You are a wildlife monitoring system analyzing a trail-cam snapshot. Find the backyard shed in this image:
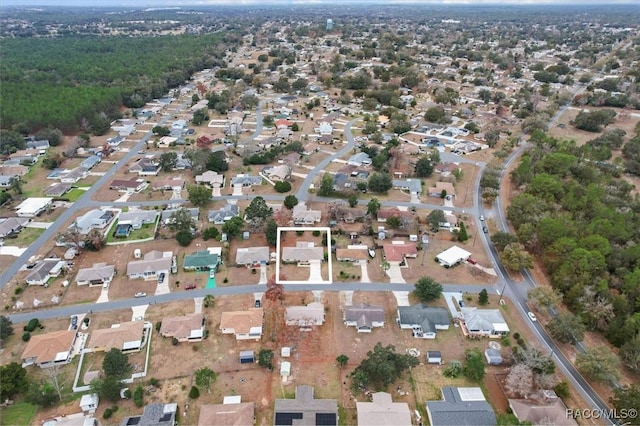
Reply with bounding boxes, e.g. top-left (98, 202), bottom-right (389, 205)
top-left (427, 351), bottom-right (442, 365)
top-left (239, 350), bottom-right (254, 364)
top-left (281, 361), bottom-right (291, 378)
top-left (484, 348), bottom-right (503, 365)
top-left (281, 347), bottom-right (291, 358)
